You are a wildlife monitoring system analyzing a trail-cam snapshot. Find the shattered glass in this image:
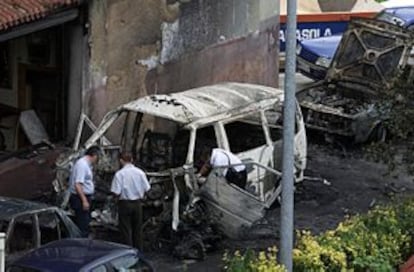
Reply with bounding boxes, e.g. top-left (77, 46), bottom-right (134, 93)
top-left (336, 33), bottom-right (365, 68)
top-left (378, 46), bottom-right (404, 80)
top-left (361, 31), bottom-right (395, 50)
